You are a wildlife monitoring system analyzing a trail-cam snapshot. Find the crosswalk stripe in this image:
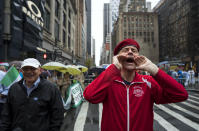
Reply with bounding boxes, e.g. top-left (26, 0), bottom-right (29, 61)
top-left (169, 103), bottom-right (199, 119)
top-left (99, 103), bottom-right (103, 130)
top-left (156, 104), bottom-right (199, 130)
top-left (193, 93), bottom-right (199, 97)
top-left (181, 101), bottom-right (199, 110)
top-left (189, 95), bottom-right (199, 100)
top-left (188, 99), bottom-right (199, 105)
top-left (154, 112), bottom-right (179, 131)
top-left (74, 102), bottom-right (89, 131)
